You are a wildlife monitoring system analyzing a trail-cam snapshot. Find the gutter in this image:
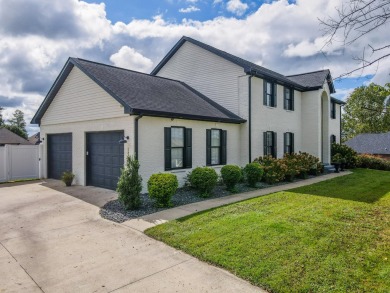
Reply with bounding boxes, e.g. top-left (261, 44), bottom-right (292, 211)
top-left (134, 114), bottom-right (143, 160)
